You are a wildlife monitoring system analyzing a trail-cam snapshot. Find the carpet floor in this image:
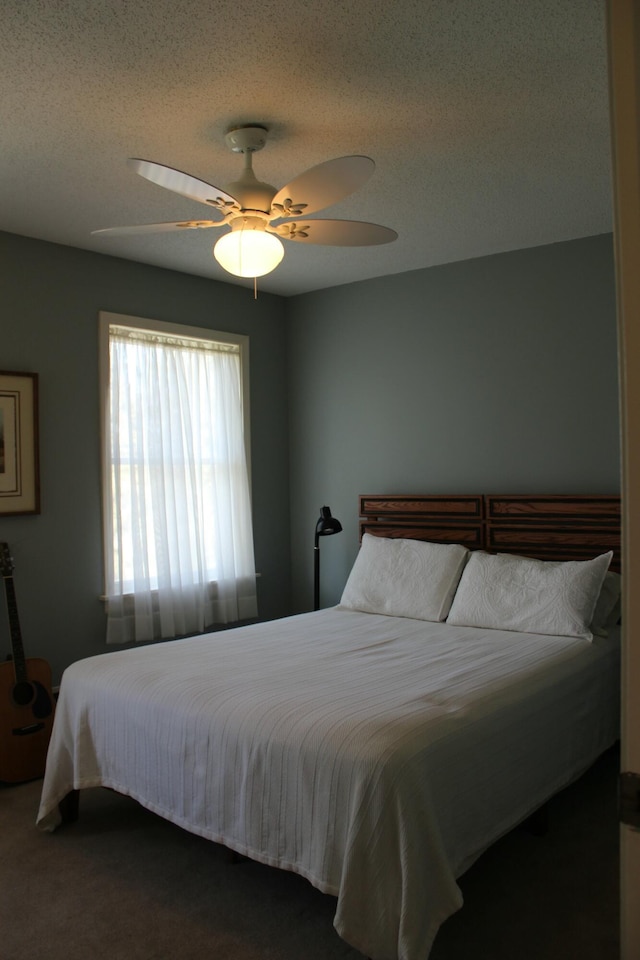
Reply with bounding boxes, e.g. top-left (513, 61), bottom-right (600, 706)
top-left (0, 745), bottom-right (619, 960)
